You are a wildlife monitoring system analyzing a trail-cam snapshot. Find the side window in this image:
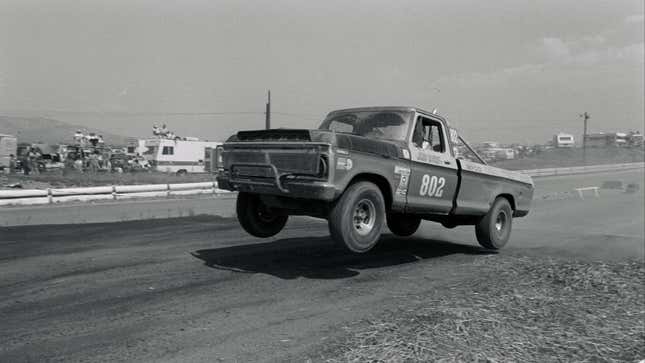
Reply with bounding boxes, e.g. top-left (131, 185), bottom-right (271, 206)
top-left (327, 120), bottom-right (354, 134)
top-left (428, 123), bottom-right (444, 153)
top-left (162, 146), bottom-right (174, 155)
top-left (412, 117), bottom-right (445, 153)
